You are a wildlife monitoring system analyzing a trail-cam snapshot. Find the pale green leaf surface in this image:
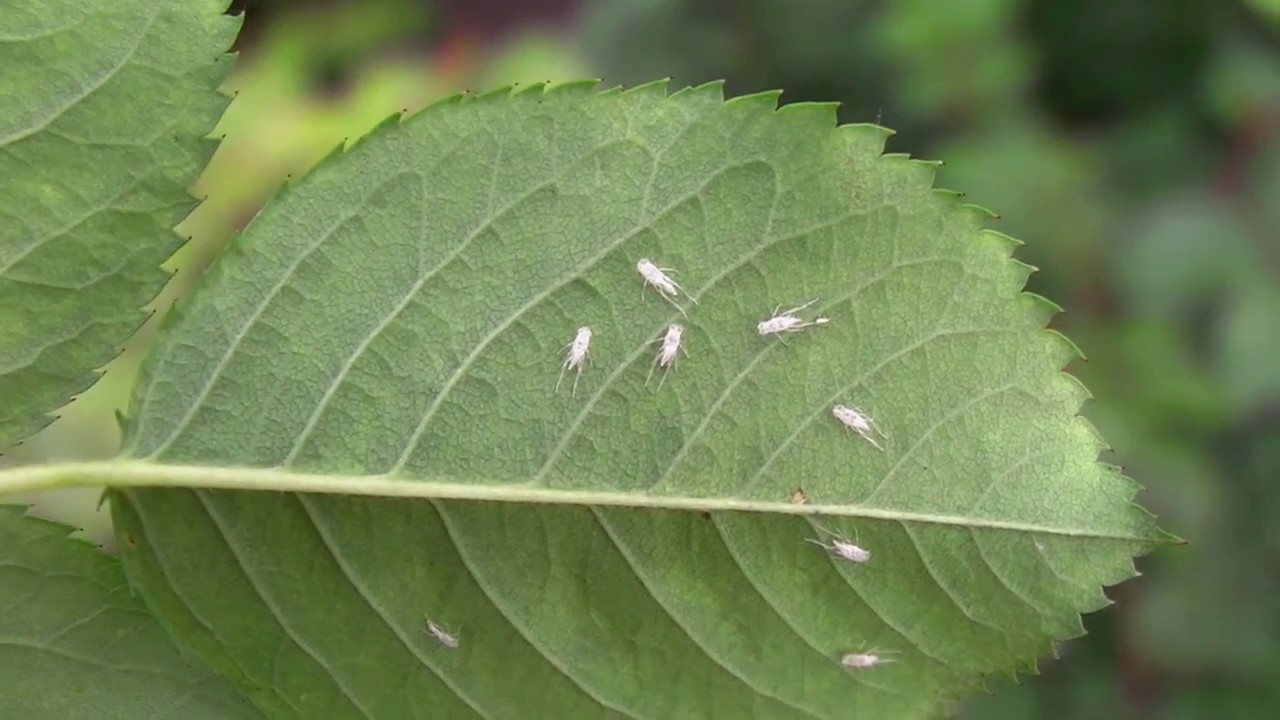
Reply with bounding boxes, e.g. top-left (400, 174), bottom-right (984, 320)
top-left (0, 0), bottom-right (237, 450)
top-left (109, 82), bottom-right (1167, 718)
top-left (0, 505), bottom-right (260, 718)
